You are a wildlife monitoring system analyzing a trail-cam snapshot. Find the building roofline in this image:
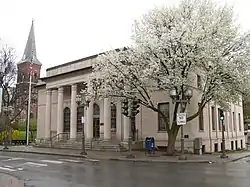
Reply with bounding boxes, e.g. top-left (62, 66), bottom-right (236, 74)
top-left (46, 53), bottom-right (101, 72)
top-left (34, 83), bottom-right (46, 88)
top-left (41, 66), bottom-right (92, 81)
top-left (46, 47), bottom-right (128, 72)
